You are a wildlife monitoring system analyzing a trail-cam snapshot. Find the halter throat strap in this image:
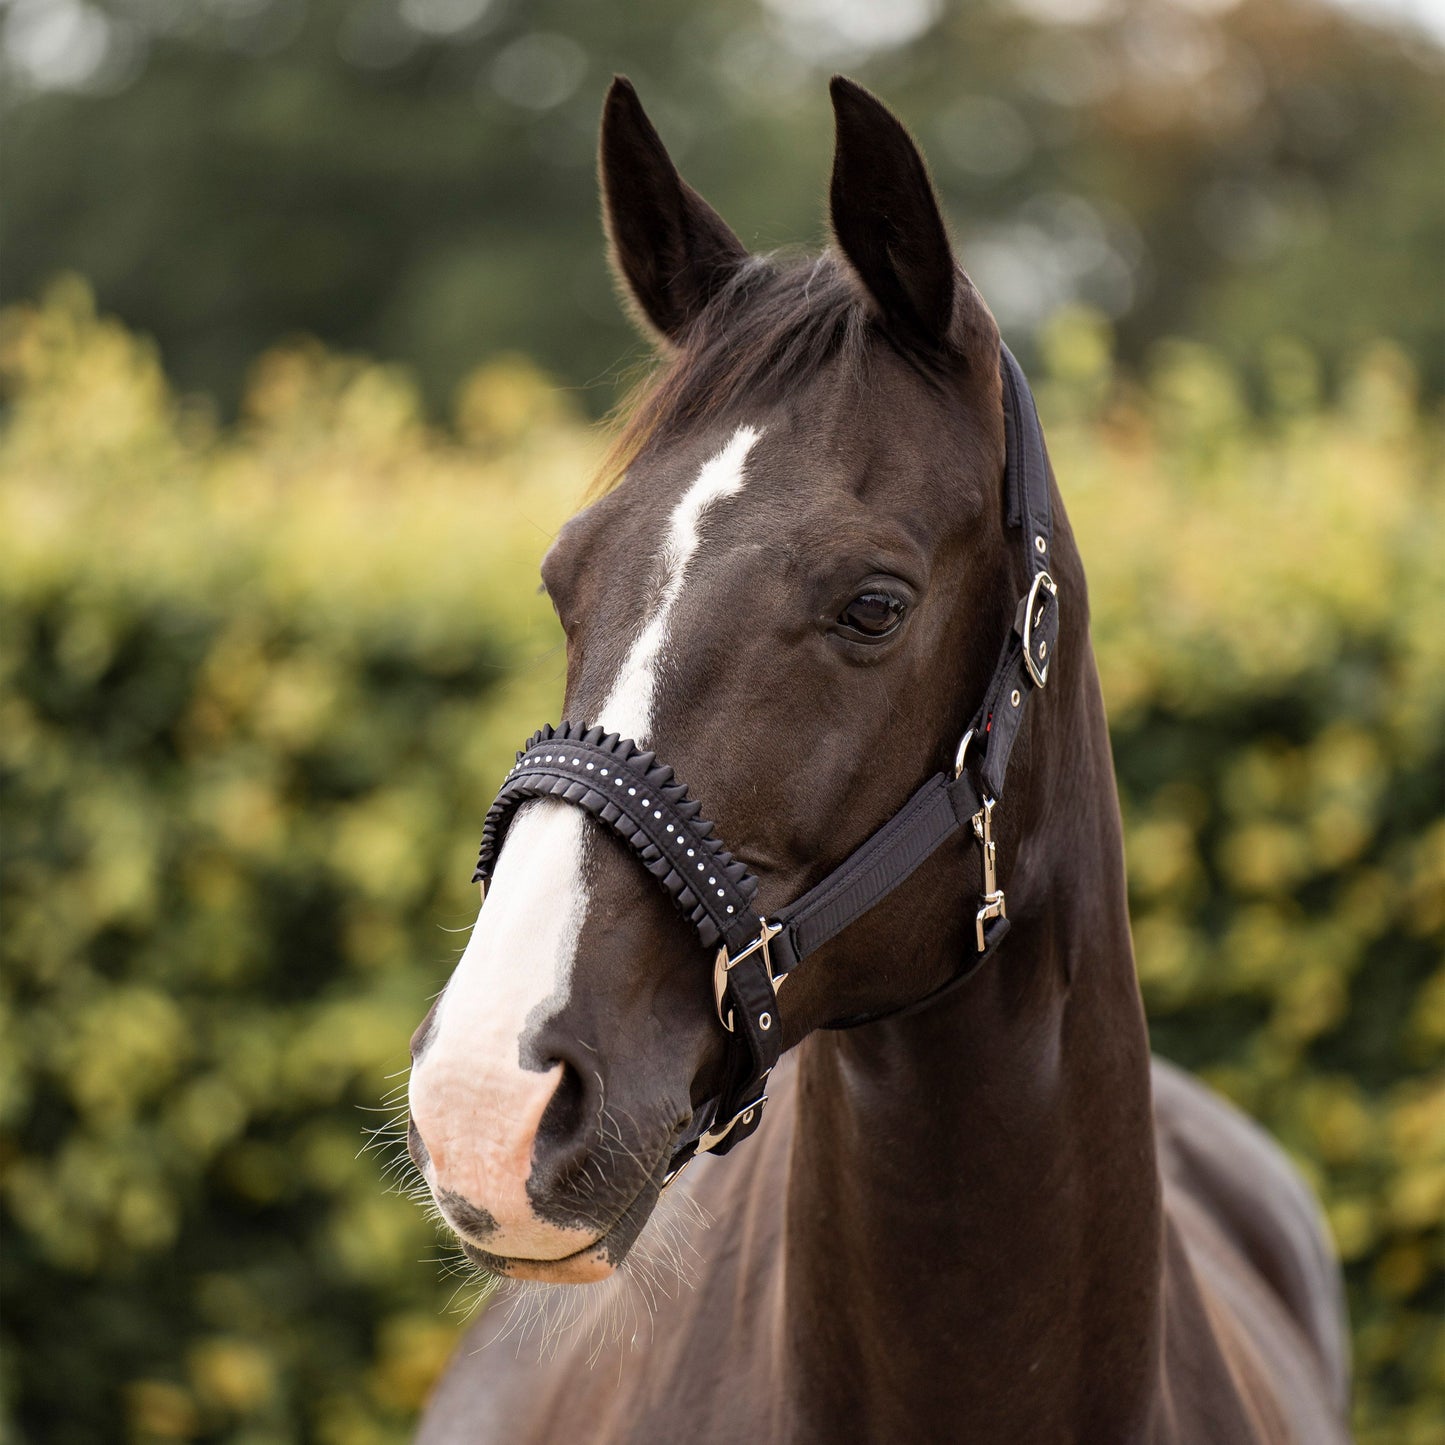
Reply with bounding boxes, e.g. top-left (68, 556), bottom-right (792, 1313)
top-left (472, 342), bottom-right (1059, 1178)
